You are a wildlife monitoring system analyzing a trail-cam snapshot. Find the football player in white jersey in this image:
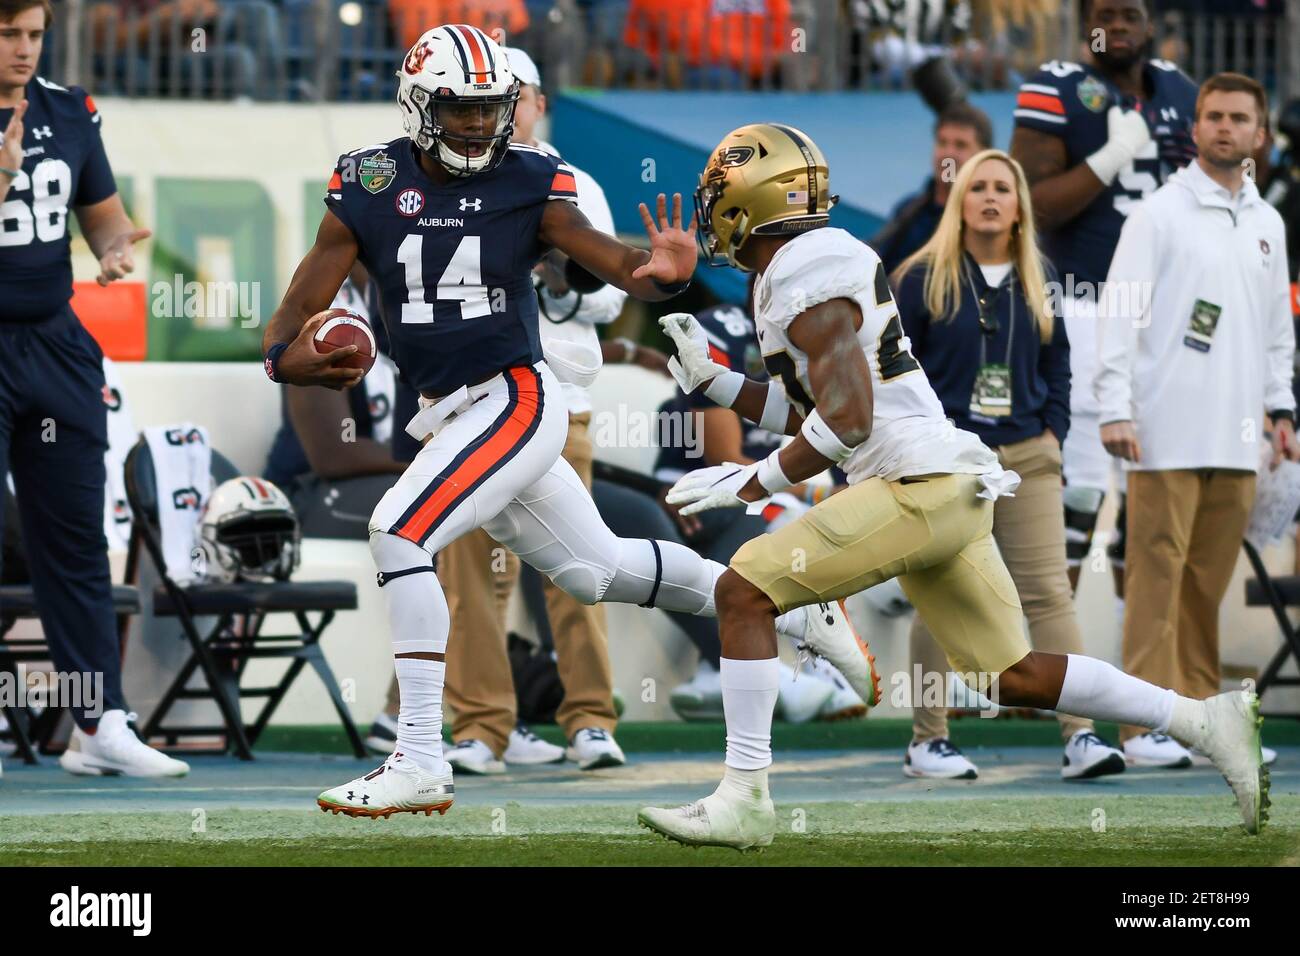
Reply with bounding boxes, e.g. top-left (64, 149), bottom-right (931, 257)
top-left (639, 123), bottom-right (1270, 849)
